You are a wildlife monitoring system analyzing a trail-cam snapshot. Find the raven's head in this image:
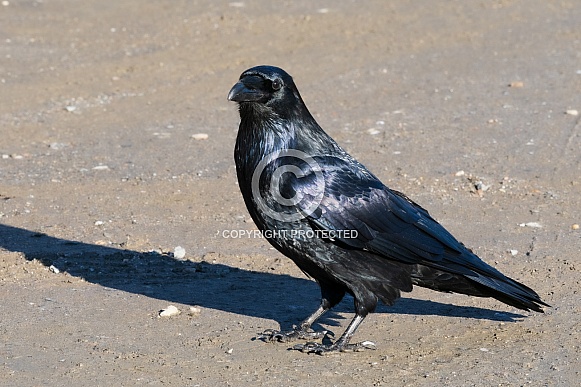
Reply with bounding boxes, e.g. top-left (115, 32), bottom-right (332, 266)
top-left (228, 65), bottom-right (306, 117)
